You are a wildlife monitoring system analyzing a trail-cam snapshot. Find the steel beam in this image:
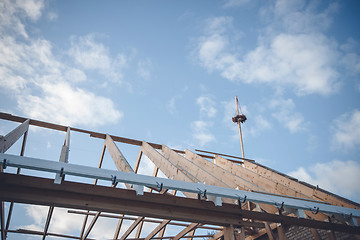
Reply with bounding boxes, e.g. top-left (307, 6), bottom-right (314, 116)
top-left (1, 153), bottom-right (359, 219)
top-left (1, 173), bottom-right (360, 234)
